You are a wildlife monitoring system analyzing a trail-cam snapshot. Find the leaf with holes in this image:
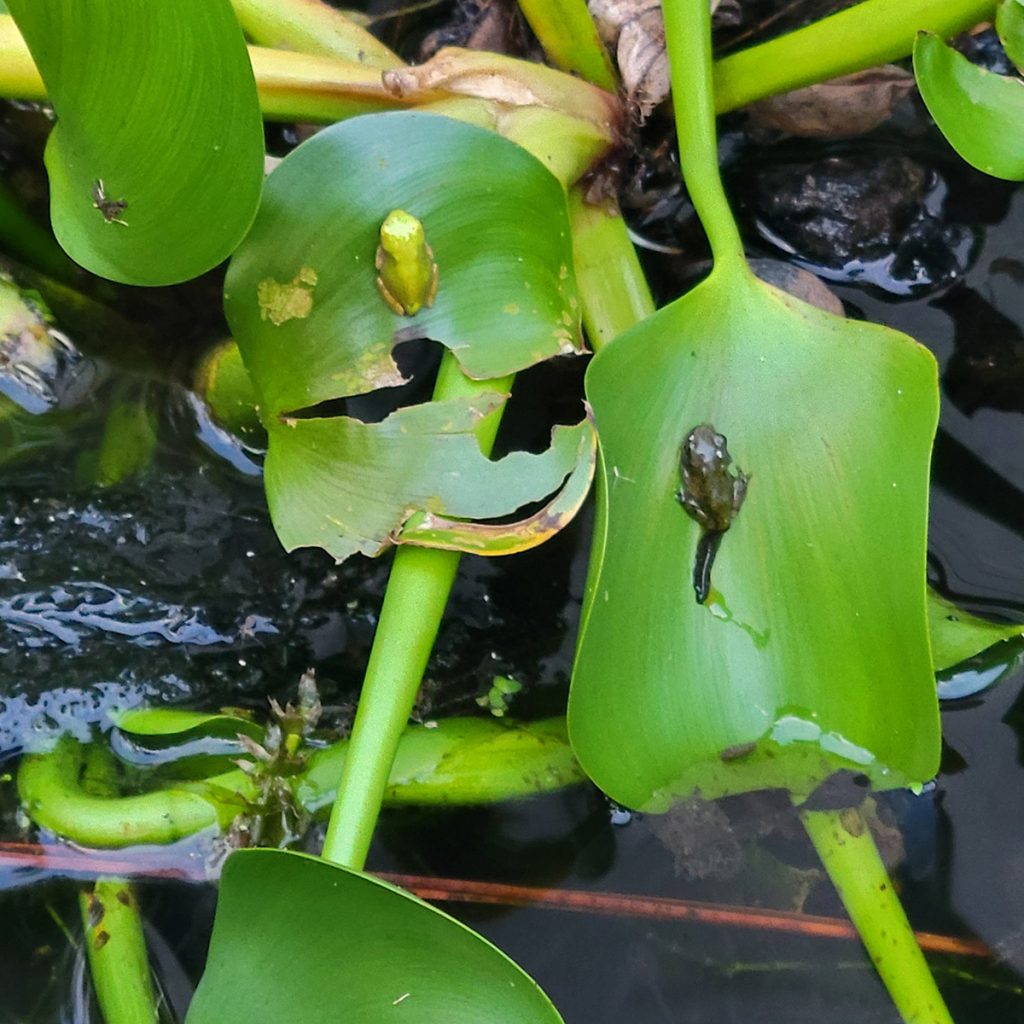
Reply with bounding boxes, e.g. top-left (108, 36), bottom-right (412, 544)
top-left (6, 0), bottom-right (263, 284)
top-left (226, 112), bottom-right (591, 561)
